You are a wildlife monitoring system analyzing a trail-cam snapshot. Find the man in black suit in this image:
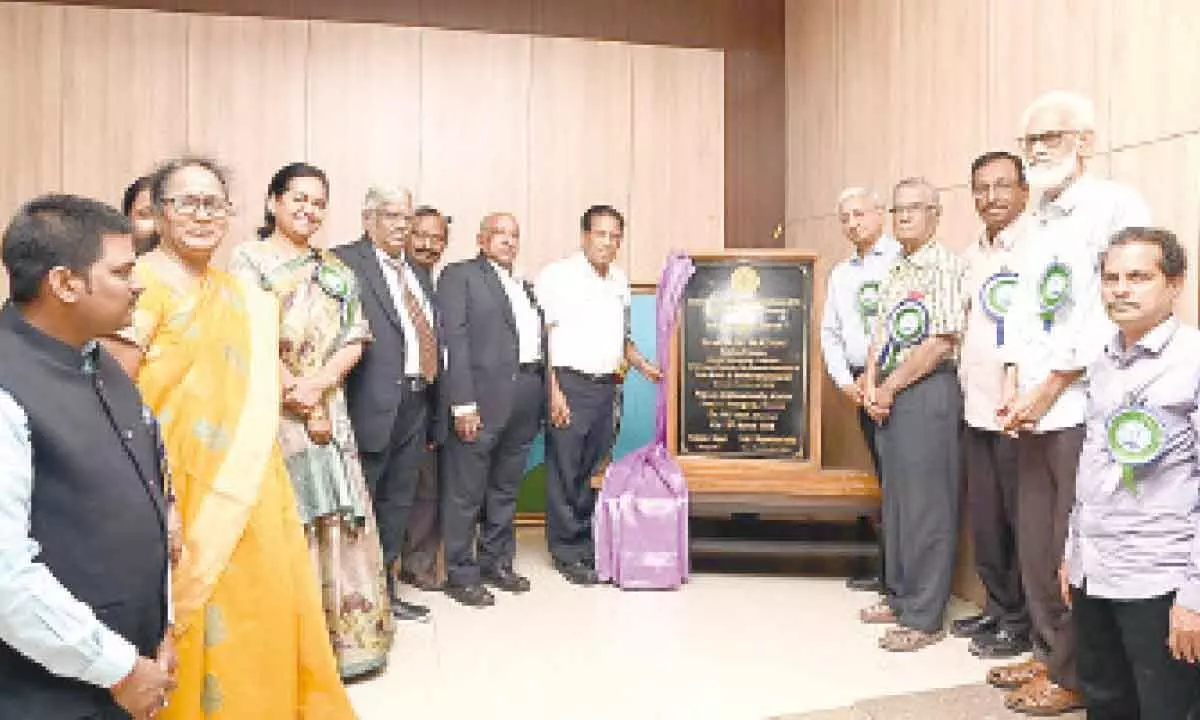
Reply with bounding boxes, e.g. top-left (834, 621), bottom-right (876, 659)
top-left (0, 195), bottom-right (173, 720)
top-left (334, 185), bottom-right (439, 622)
top-left (437, 212), bottom-right (545, 607)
